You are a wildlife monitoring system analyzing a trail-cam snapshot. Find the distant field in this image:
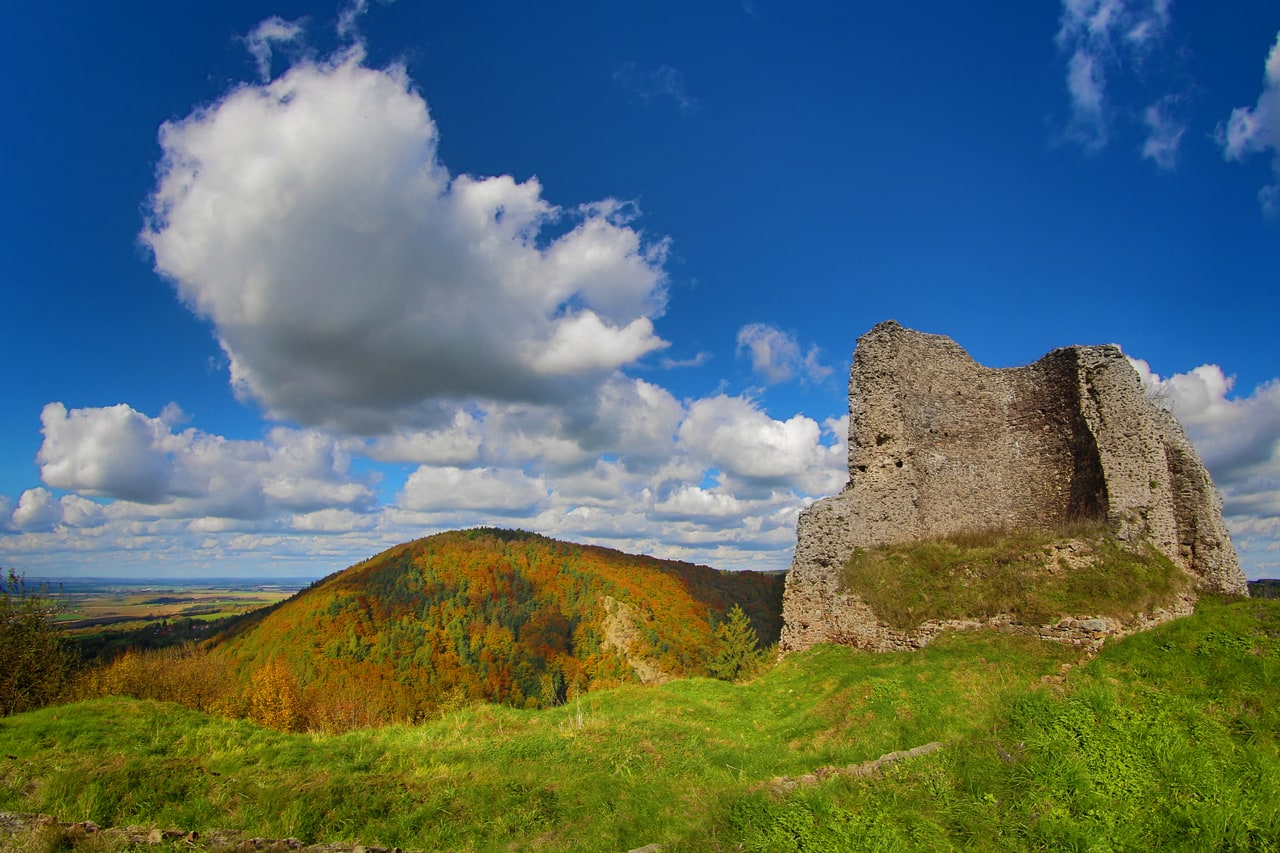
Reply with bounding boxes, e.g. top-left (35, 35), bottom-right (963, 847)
top-left (33, 579), bottom-right (301, 635)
